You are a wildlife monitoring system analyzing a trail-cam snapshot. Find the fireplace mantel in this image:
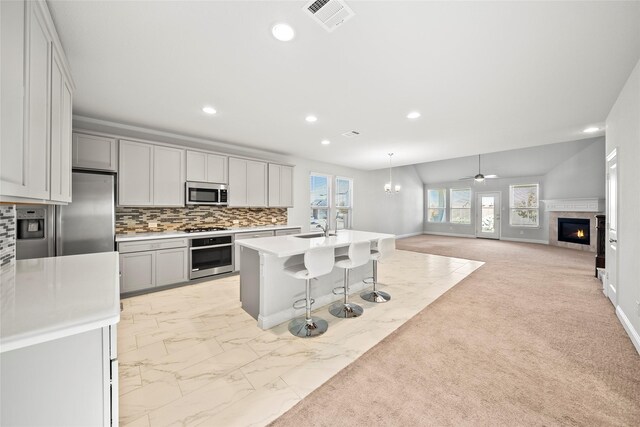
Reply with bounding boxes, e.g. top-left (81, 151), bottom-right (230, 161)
top-left (542, 198), bottom-right (604, 212)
